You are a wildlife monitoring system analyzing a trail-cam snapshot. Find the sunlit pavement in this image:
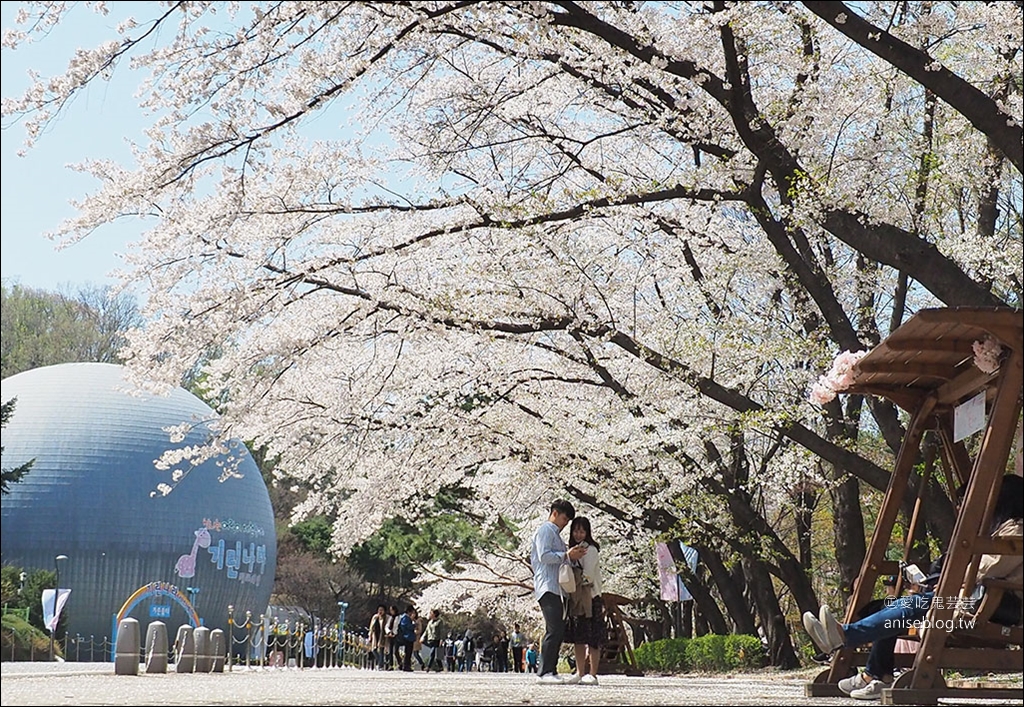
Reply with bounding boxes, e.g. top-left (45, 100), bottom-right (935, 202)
top-left (2, 662), bottom-right (859, 706)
